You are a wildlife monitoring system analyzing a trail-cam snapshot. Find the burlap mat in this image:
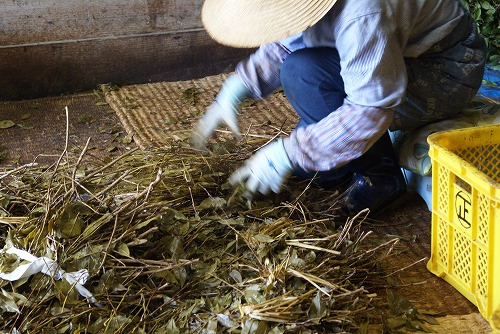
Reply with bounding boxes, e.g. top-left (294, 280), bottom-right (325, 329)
top-left (104, 73), bottom-right (299, 149)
